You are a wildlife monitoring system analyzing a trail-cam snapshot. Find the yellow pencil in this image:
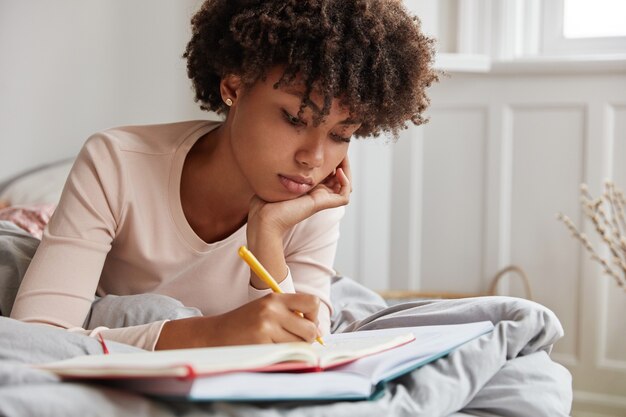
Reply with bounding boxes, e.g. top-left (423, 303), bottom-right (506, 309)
top-left (238, 245), bottom-right (325, 346)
